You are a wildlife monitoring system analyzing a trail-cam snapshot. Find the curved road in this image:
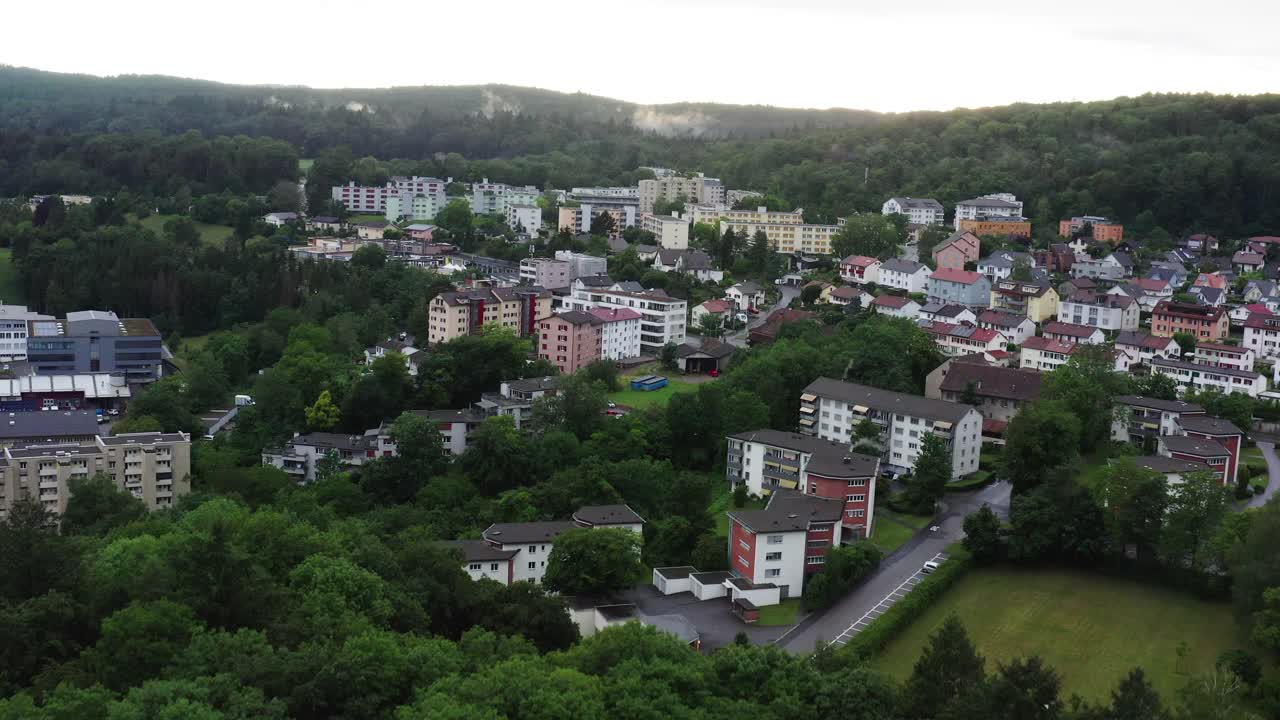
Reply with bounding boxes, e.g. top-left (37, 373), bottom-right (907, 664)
top-left (1248, 442), bottom-right (1279, 508)
top-left (724, 284), bottom-right (801, 348)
